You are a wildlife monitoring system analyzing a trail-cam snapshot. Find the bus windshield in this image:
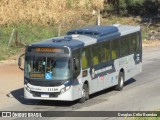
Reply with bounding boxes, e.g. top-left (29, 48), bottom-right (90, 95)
top-left (24, 56), bottom-right (72, 80)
